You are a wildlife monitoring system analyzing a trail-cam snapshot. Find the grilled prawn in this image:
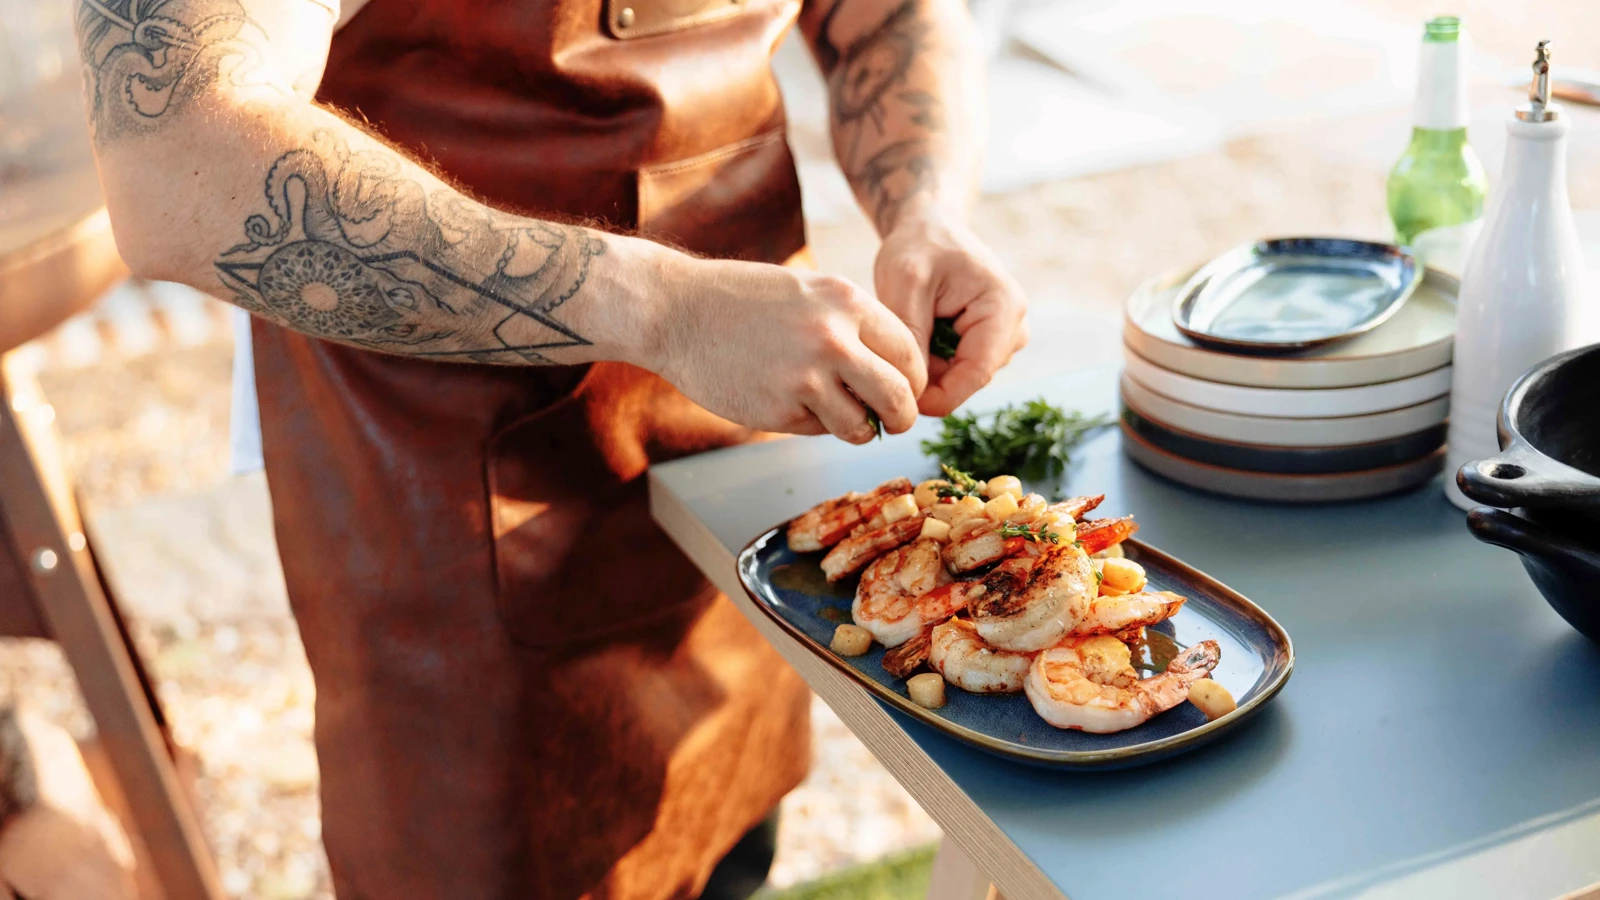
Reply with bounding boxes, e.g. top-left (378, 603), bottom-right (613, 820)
top-left (851, 539), bottom-right (967, 647)
top-left (928, 618), bottom-right (1035, 693)
top-left (943, 495), bottom-right (1103, 573)
top-left (786, 477), bottom-right (913, 552)
top-left (1025, 637), bottom-right (1220, 733)
top-left (968, 545), bottom-right (1096, 652)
